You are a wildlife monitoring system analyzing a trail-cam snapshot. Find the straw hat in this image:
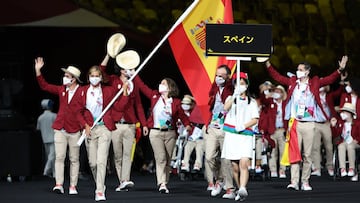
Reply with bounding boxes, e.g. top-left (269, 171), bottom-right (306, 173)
top-left (107, 33), bottom-right (126, 58)
top-left (61, 66), bottom-right (82, 83)
top-left (116, 50), bottom-right (140, 70)
top-left (181, 95), bottom-right (195, 104)
top-left (340, 102), bottom-right (356, 115)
